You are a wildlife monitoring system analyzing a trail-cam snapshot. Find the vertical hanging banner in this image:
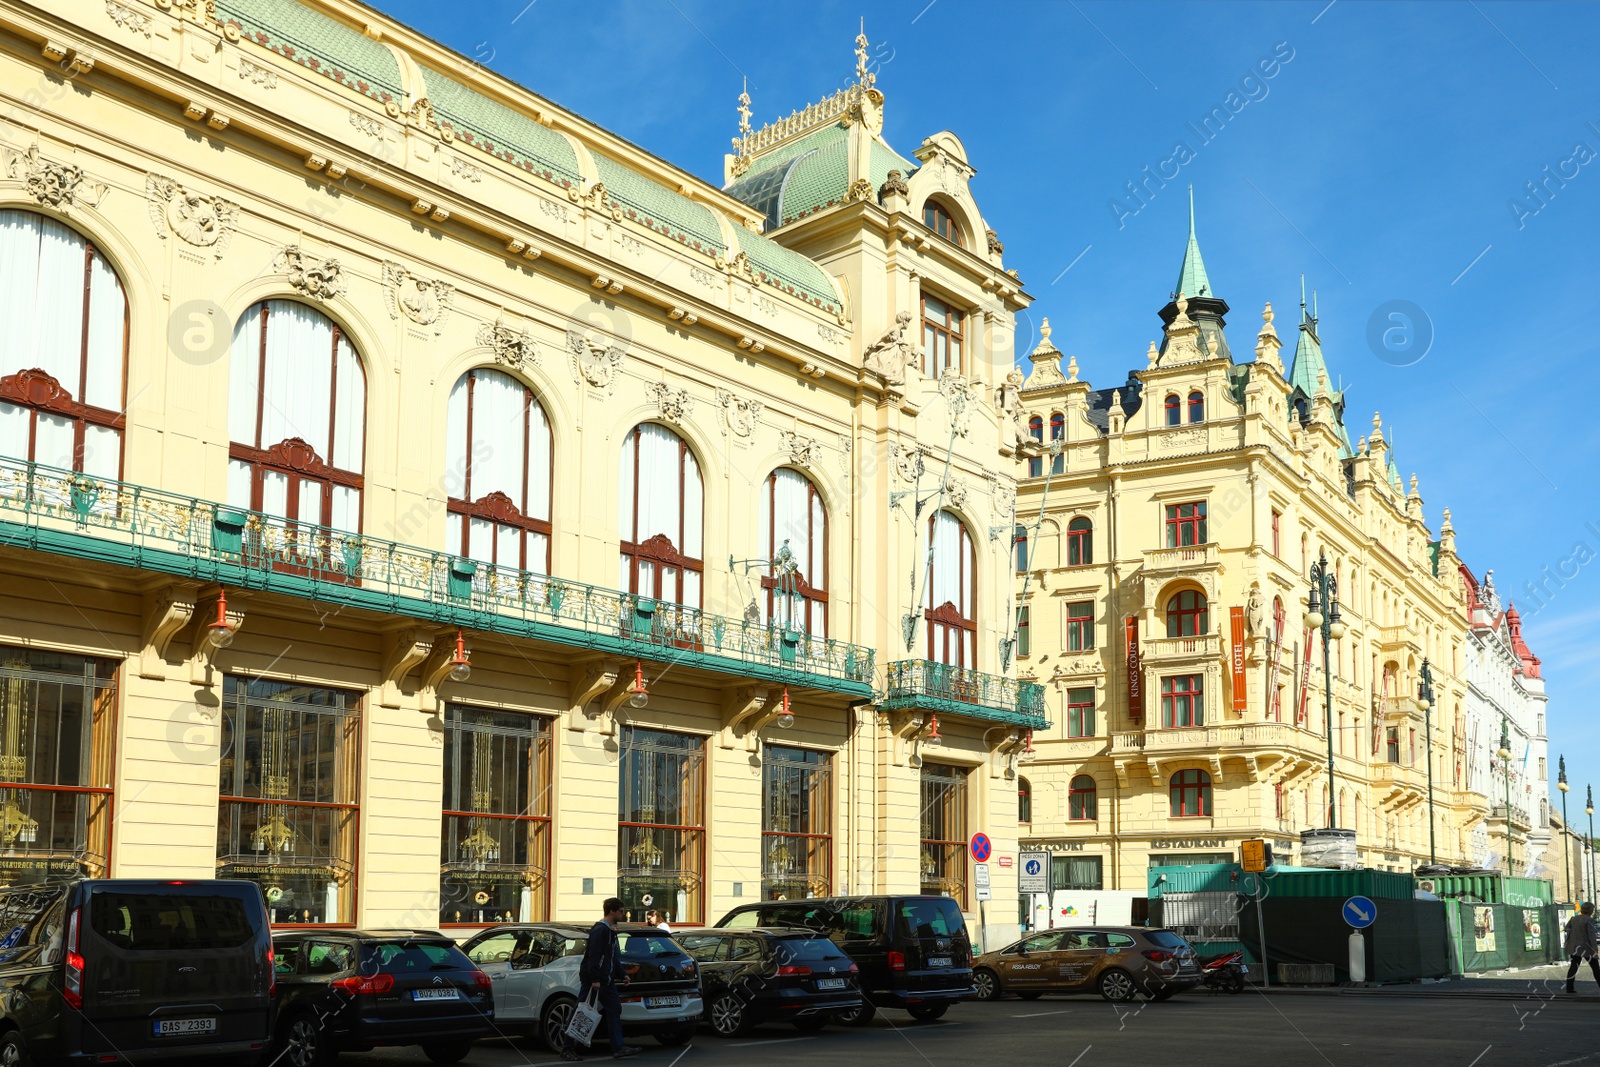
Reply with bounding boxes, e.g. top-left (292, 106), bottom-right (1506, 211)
top-left (1268, 616), bottom-right (1287, 721)
top-left (1125, 616), bottom-right (1143, 721)
top-left (1230, 607), bottom-right (1249, 712)
top-left (1296, 630), bottom-right (1314, 725)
